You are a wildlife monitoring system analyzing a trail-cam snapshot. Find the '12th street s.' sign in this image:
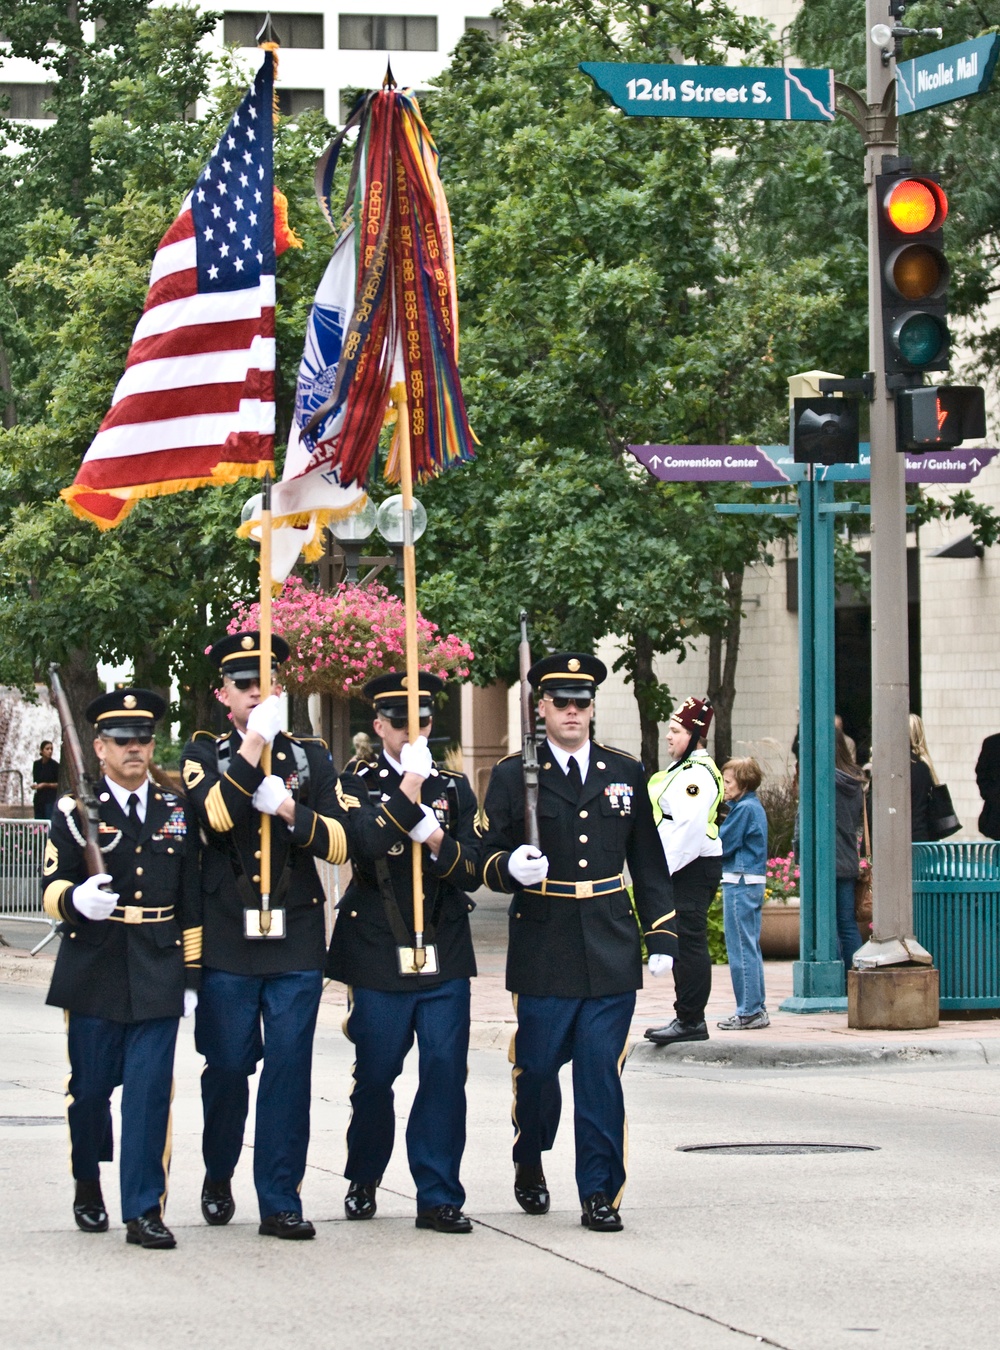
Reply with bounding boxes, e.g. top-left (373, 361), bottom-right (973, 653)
top-left (580, 61), bottom-right (835, 121)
